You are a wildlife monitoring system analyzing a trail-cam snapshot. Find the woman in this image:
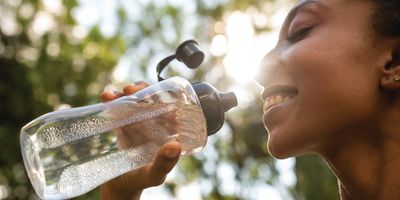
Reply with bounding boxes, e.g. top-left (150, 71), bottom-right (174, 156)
top-left (100, 0), bottom-right (400, 199)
